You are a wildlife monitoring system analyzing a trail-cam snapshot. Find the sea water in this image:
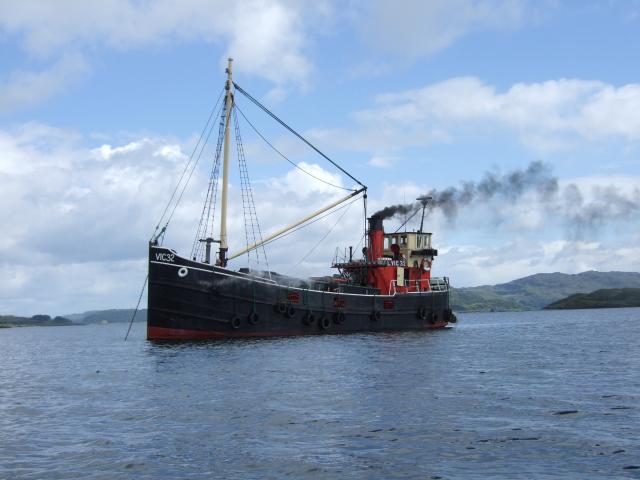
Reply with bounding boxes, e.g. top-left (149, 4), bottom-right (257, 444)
top-left (1, 308), bottom-right (639, 479)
